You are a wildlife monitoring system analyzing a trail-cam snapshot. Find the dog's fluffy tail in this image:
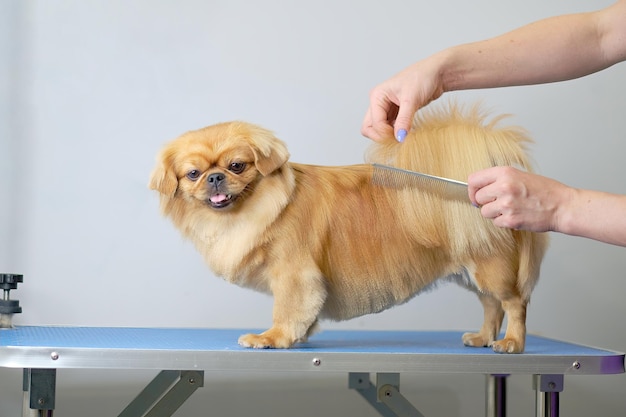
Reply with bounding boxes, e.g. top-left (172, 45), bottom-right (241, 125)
top-left (365, 101), bottom-right (534, 182)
